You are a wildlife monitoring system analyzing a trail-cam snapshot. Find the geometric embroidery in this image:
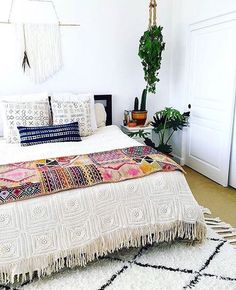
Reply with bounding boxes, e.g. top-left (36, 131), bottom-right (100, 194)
top-left (65, 165), bottom-right (103, 187)
top-left (122, 146), bottom-right (157, 157)
top-left (40, 165), bottom-right (103, 193)
top-left (0, 146), bottom-right (184, 205)
top-left (18, 122), bottom-right (81, 147)
top-left (89, 150), bottom-right (128, 165)
top-left (0, 183), bottom-right (41, 203)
